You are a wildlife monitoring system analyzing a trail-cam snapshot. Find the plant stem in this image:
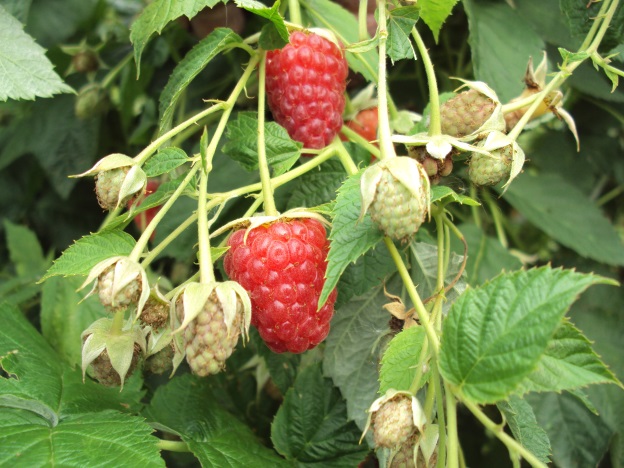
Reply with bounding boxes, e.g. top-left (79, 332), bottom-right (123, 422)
top-left (198, 164), bottom-right (216, 284)
top-left (384, 238), bottom-right (440, 355)
top-left (358, 0), bottom-right (368, 41)
top-left (101, 52), bottom-right (132, 89)
top-left (580, 0), bottom-right (615, 51)
top-left (334, 138), bottom-right (360, 175)
top-left (445, 382), bottom-right (459, 468)
top-left (408, 337), bottom-right (429, 394)
top-left (109, 309), bottom-right (125, 335)
top-left (433, 364), bottom-right (447, 468)
top-left (469, 185), bottom-right (482, 228)
top-left (597, 185), bottom-right (624, 206)
top-left (256, 52), bottom-right (278, 216)
top-left (463, 399), bottom-right (548, 468)
top-left (340, 125), bottom-right (381, 159)
top-left (412, 27), bottom-right (441, 136)
top-left (141, 214), bottom-right (197, 267)
top-left (376, 1), bottom-right (396, 161)
top-left (157, 439), bottom-right (191, 453)
top-left (288, 0), bottom-right (302, 25)
top-left (483, 189), bottom-right (508, 248)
